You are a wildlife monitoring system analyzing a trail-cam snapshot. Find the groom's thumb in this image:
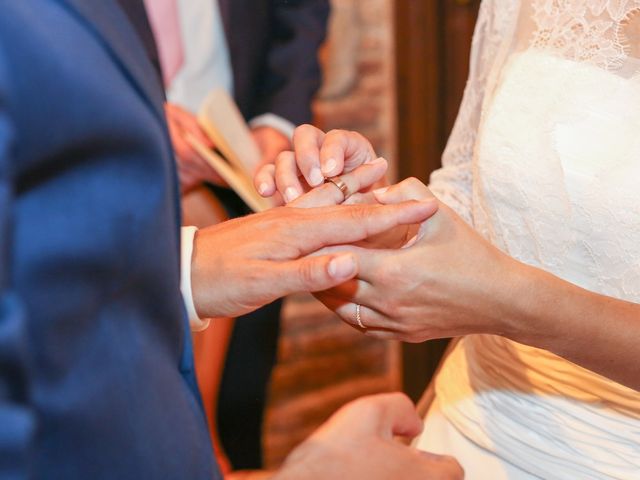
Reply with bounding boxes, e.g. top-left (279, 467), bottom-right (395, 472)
top-left (276, 253), bottom-right (358, 294)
